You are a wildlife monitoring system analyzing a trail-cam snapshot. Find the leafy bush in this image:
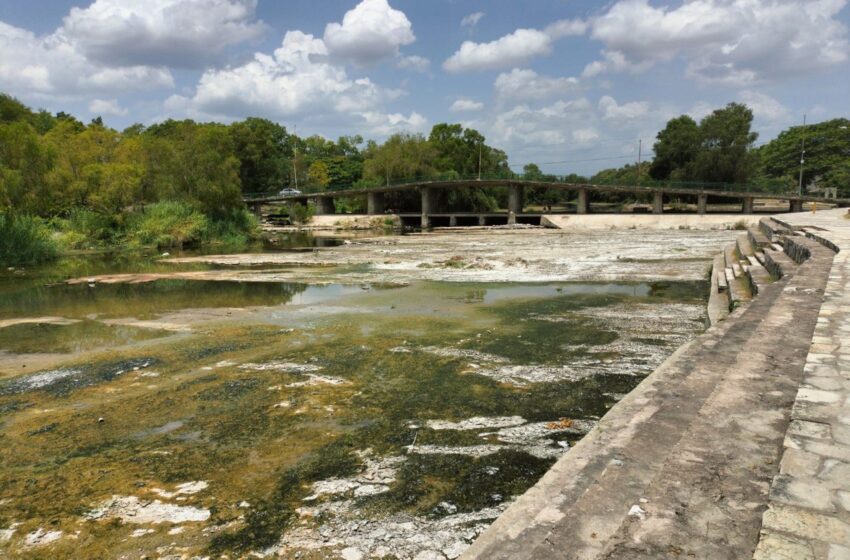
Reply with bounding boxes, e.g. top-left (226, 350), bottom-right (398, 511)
top-left (289, 202), bottom-right (315, 224)
top-left (51, 208), bottom-right (117, 250)
top-left (205, 207), bottom-right (261, 248)
top-left (127, 201), bottom-right (209, 249)
top-left (0, 213), bottom-right (57, 266)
